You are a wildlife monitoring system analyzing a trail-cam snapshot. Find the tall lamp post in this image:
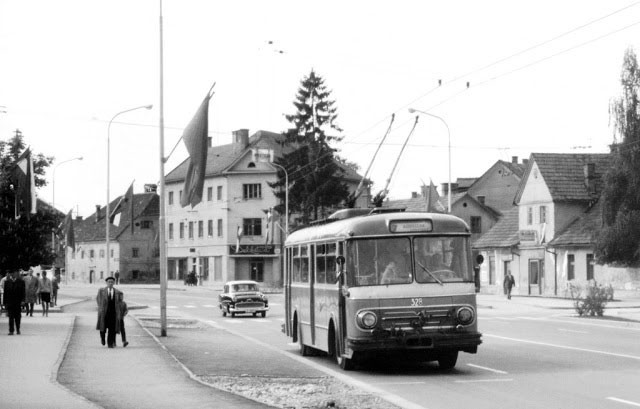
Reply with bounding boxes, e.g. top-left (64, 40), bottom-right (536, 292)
top-left (52, 156), bottom-right (83, 251)
top-left (106, 105), bottom-right (153, 279)
top-left (408, 108), bottom-right (452, 213)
